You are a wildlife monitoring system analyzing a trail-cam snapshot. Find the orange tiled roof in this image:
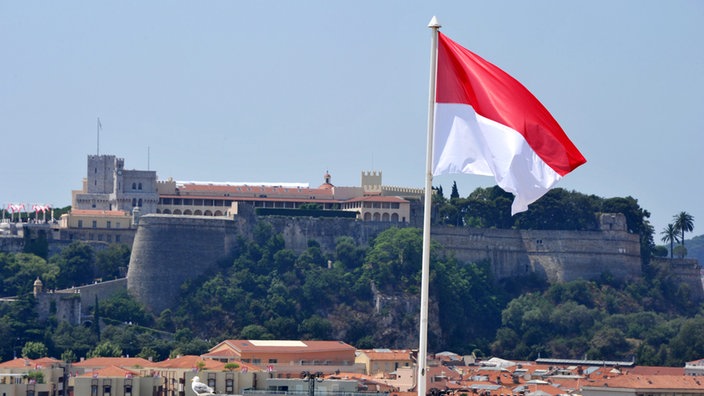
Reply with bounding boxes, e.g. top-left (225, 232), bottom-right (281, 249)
top-left (78, 365), bottom-right (140, 378)
top-left (201, 348), bottom-right (239, 358)
top-left (72, 357), bottom-right (153, 368)
top-left (628, 365), bottom-right (685, 376)
top-left (0, 357), bottom-right (62, 369)
top-left (583, 374), bottom-right (704, 390)
top-left (152, 355), bottom-right (225, 370)
top-left (0, 358), bottom-right (37, 368)
top-left (176, 183), bottom-right (335, 198)
top-left (213, 340), bottom-right (355, 355)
